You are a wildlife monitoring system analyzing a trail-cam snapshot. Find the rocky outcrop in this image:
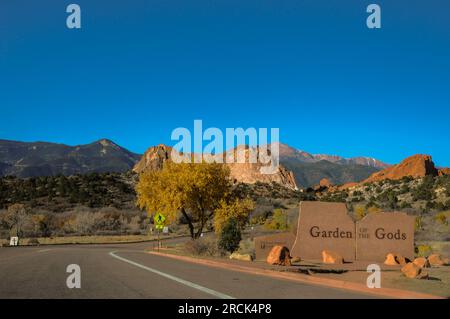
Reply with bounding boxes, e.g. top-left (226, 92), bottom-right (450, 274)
top-left (319, 178), bottom-right (333, 188)
top-left (322, 250), bottom-right (344, 264)
top-left (133, 144), bottom-right (298, 190)
top-left (362, 154), bottom-right (438, 184)
top-left (438, 168), bottom-right (450, 176)
top-left (266, 246), bottom-right (291, 266)
top-left (133, 144), bottom-right (172, 173)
